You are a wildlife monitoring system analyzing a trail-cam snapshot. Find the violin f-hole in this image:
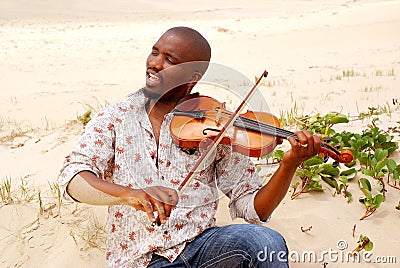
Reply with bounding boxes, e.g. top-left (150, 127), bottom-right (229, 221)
top-left (202, 128), bottom-right (221, 135)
